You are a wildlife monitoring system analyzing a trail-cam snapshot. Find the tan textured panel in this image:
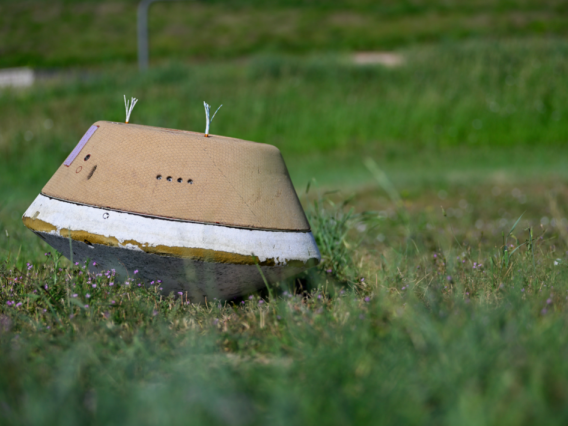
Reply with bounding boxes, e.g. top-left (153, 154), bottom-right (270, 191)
top-left (42, 121), bottom-right (309, 231)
